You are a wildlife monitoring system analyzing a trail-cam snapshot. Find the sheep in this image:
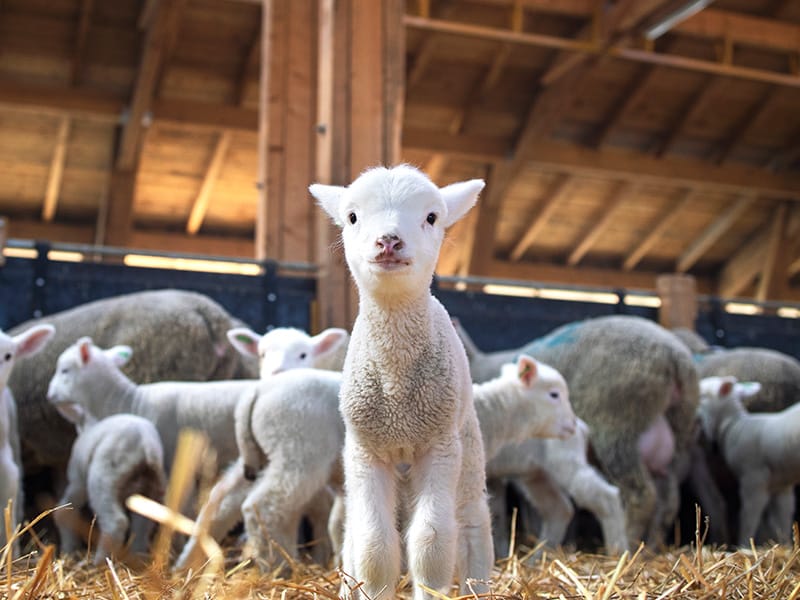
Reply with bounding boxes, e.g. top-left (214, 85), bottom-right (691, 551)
top-left (311, 164), bottom-right (492, 600)
top-left (697, 375), bottom-right (800, 546)
top-left (9, 289), bottom-right (258, 482)
top-left (672, 329), bottom-right (800, 543)
top-left (176, 353), bottom-right (576, 576)
top-left (453, 315), bottom-right (699, 548)
top-left (226, 325), bottom-right (349, 377)
top-left (0, 324), bottom-right (55, 555)
top-left (45, 323), bottom-right (349, 479)
top-left (50, 402), bottom-right (166, 565)
top-left (487, 418), bottom-right (628, 558)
